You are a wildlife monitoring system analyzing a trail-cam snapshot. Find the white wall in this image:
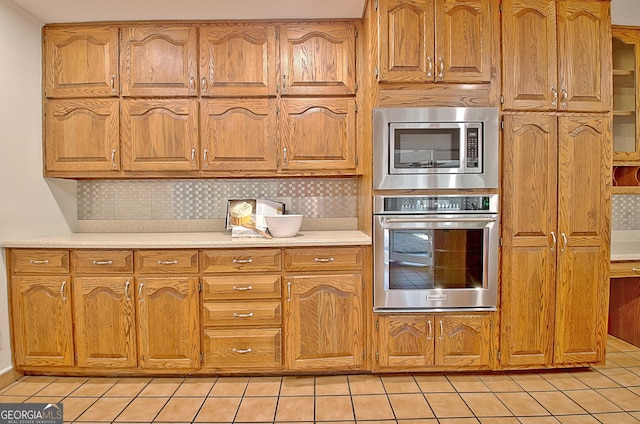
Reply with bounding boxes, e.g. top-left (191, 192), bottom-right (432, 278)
top-left (612, 0), bottom-right (640, 26)
top-left (0, 1), bottom-right (76, 373)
